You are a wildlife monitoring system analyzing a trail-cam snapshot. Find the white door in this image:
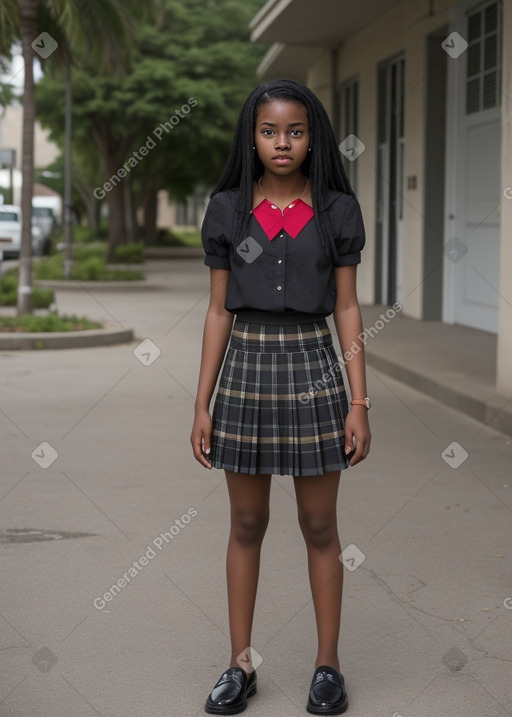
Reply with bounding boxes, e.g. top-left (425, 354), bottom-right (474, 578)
top-left (375, 55), bottom-right (405, 305)
top-left (444, 0), bottom-right (502, 333)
